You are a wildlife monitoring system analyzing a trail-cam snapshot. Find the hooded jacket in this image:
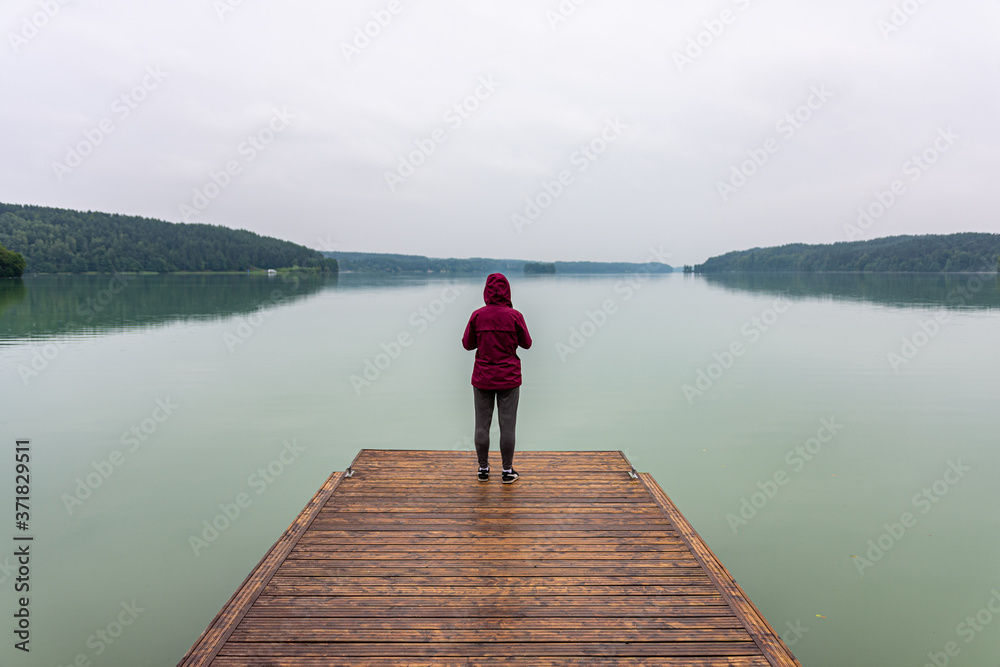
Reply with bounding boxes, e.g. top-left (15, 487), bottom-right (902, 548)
top-left (462, 273), bottom-right (532, 390)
